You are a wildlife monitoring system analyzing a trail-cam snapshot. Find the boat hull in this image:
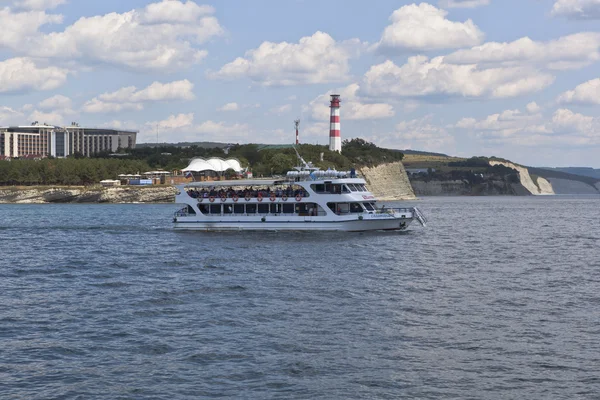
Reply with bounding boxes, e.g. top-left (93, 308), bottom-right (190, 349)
top-left (173, 217), bottom-right (414, 232)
